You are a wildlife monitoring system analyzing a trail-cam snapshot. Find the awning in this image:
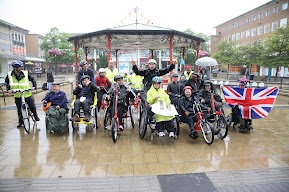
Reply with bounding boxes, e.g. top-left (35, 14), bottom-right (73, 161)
top-left (25, 61), bottom-right (34, 65)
